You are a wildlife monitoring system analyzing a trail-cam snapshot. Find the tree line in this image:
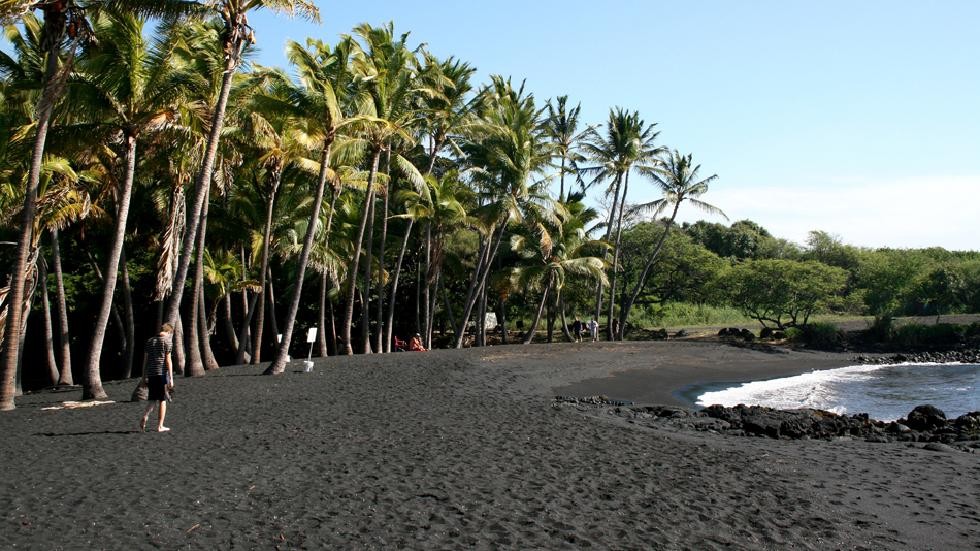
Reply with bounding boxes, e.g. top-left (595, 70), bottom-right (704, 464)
top-left (0, 1), bottom-right (726, 411)
top-left (619, 221), bottom-right (980, 329)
